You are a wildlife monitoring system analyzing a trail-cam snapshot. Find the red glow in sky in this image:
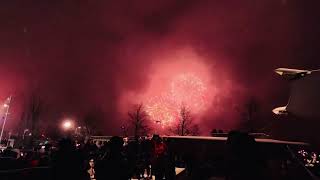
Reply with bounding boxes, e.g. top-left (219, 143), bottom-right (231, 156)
top-left (119, 49), bottom-right (216, 128)
top-left (1, 1), bottom-right (320, 136)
